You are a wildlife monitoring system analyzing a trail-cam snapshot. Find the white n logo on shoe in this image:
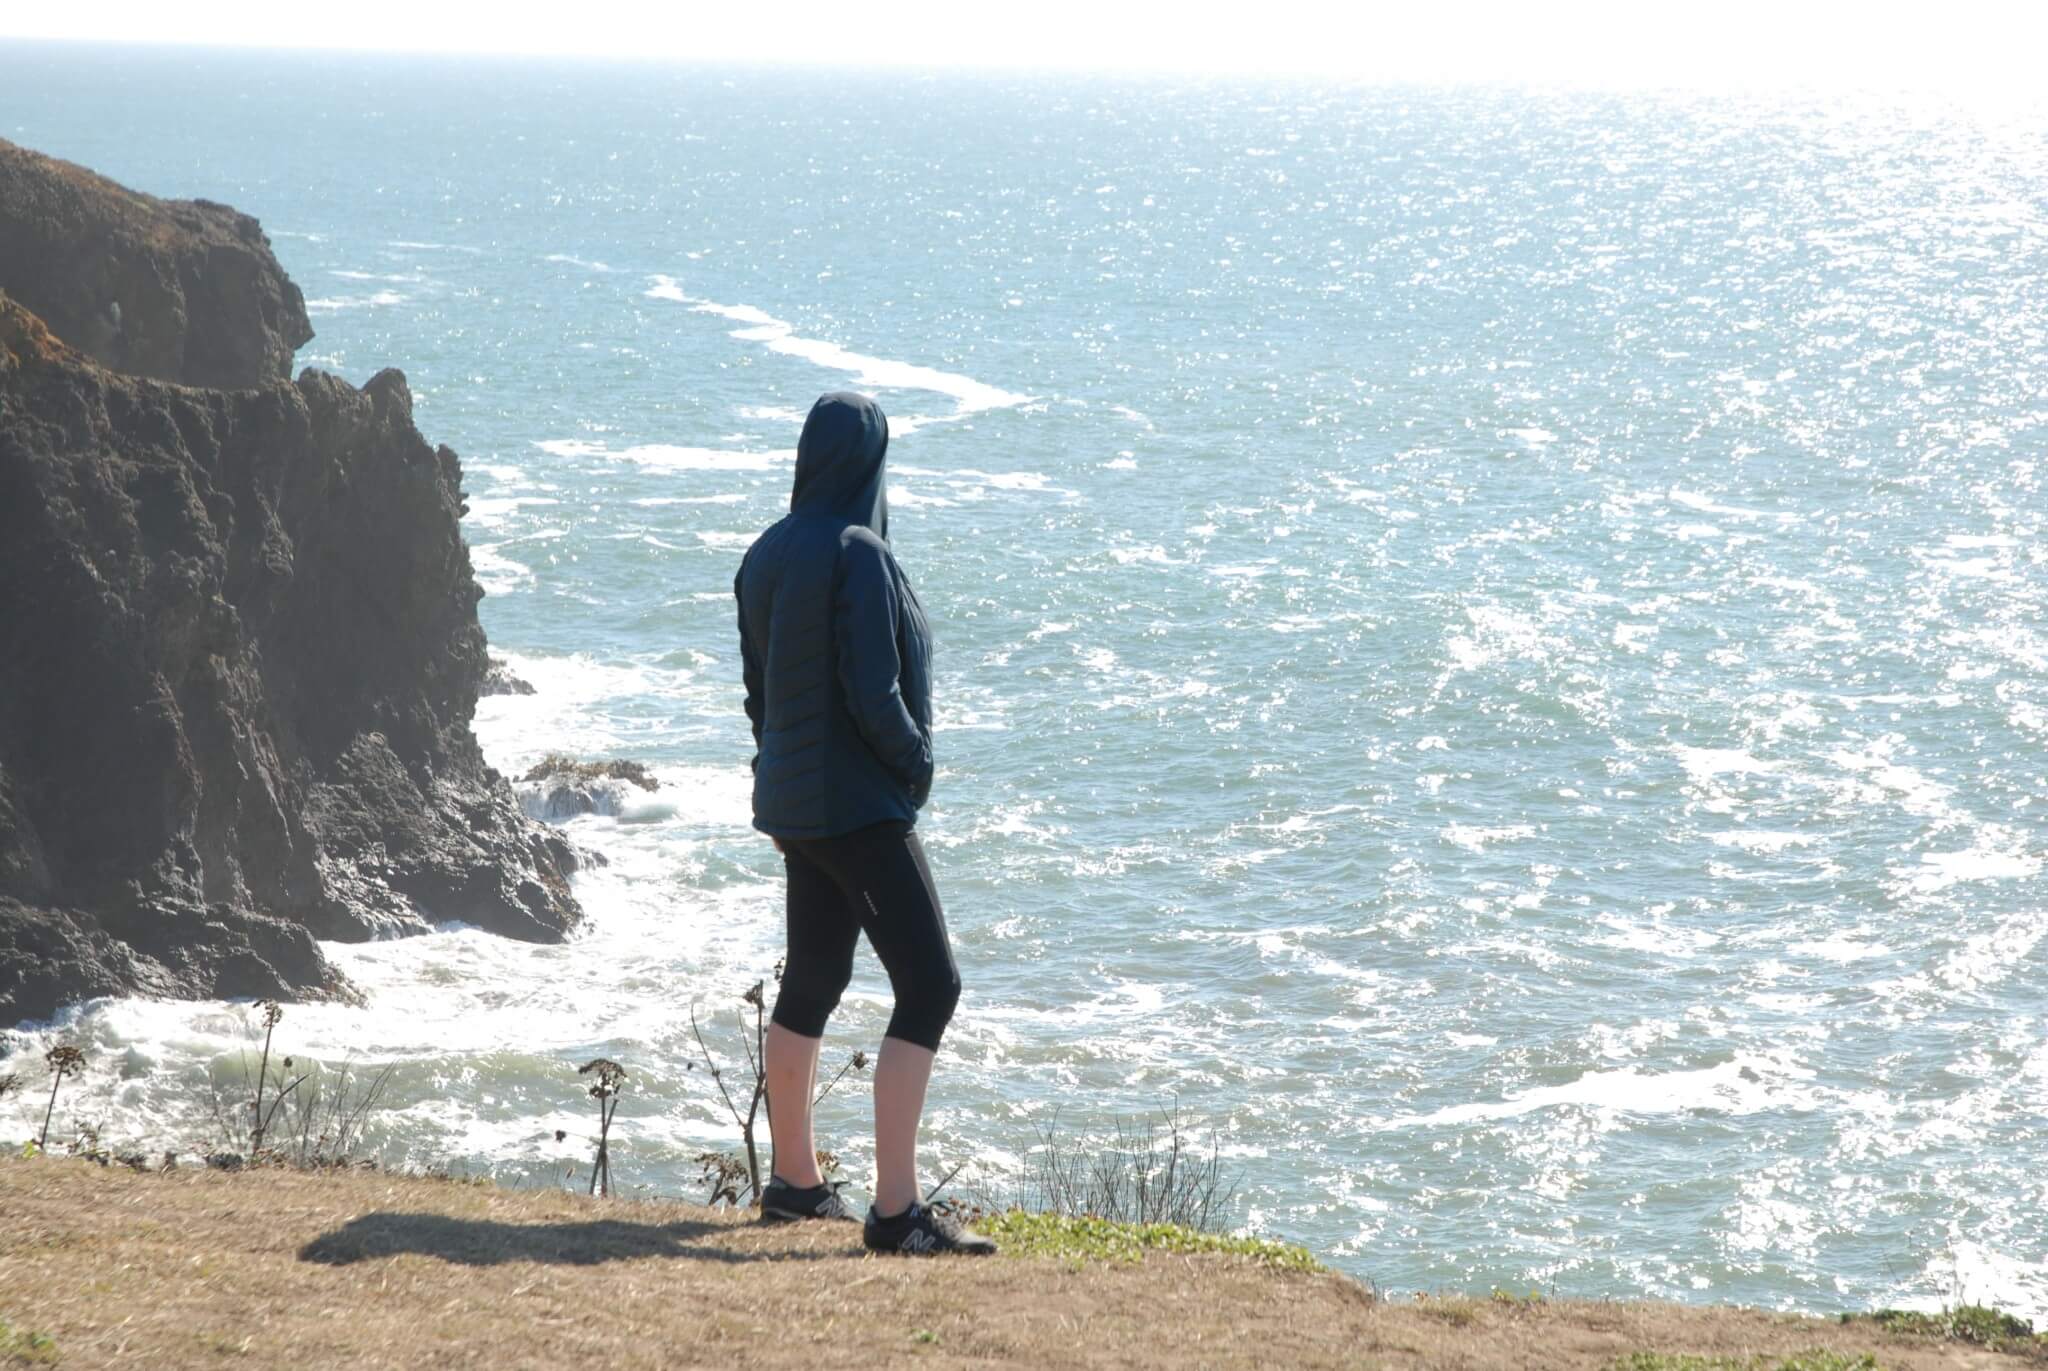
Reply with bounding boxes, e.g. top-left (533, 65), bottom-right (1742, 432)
top-left (901, 1228), bottom-right (938, 1254)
